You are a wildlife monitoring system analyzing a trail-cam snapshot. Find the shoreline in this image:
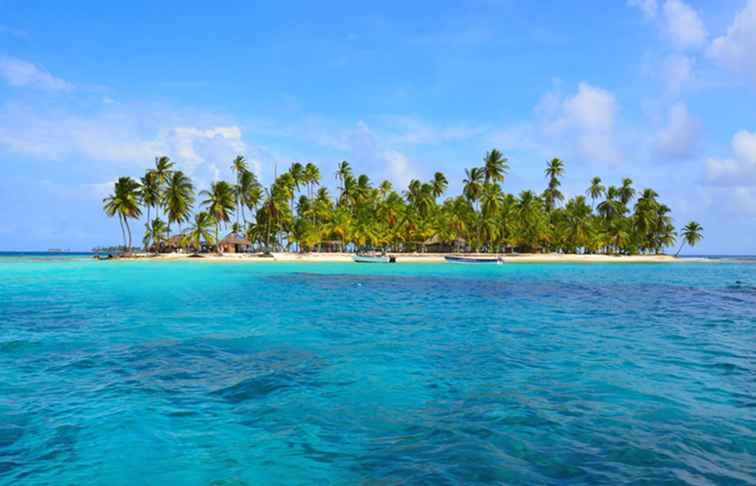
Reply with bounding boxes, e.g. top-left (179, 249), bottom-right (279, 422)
top-left (110, 252), bottom-right (696, 264)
